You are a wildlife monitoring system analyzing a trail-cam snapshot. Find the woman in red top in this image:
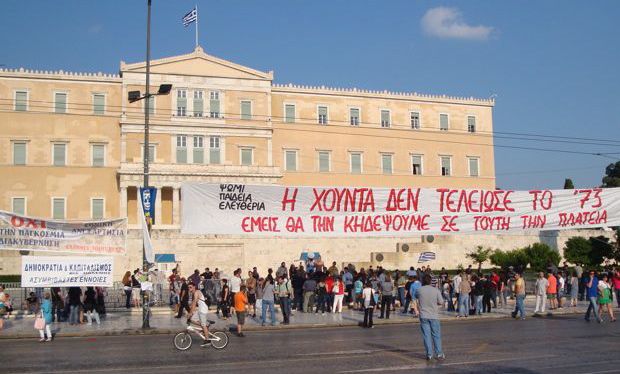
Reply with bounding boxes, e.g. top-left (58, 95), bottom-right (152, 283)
top-left (332, 277), bottom-right (345, 313)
